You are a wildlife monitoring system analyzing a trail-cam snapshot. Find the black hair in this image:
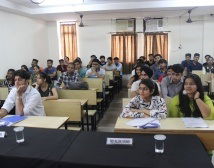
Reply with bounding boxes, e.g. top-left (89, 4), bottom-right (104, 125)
top-left (92, 58), bottom-right (101, 65)
top-left (167, 65), bottom-right (173, 71)
top-left (154, 54), bottom-right (162, 58)
top-left (32, 59), bottom-right (38, 63)
top-left (148, 54), bottom-right (154, 57)
top-left (139, 56), bottom-right (146, 60)
top-left (8, 69), bottom-right (15, 73)
top-left (139, 79), bottom-right (159, 96)
top-left (142, 66), bottom-right (153, 78)
top-left (158, 59), bottom-right (167, 65)
top-left (178, 74), bottom-right (204, 117)
top-left (59, 59), bottom-right (64, 62)
top-left (38, 72), bottom-right (52, 85)
top-left (91, 55), bottom-right (97, 58)
top-left (73, 59), bottom-right (82, 64)
top-left (21, 65), bottom-right (29, 72)
top-left (64, 56), bottom-right (69, 60)
top-left (100, 55), bottom-right (105, 59)
top-left (113, 57), bottom-right (119, 60)
top-left (171, 64), bottom-right (184, 73)
top-left (204, 55), bottom-right (211, 58)
top-left (194, 53), bottom-right (200, 57)
top-left (185, 53), bottom-right (191, 57)
top-left (14, 70), bottom-right (30, 80)
top-left (34, 65), bottom-right (40, 70)
top-left (107, 57), bottom-right (112, 61)
top-left (47, 59), bottom-right (53, 63)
